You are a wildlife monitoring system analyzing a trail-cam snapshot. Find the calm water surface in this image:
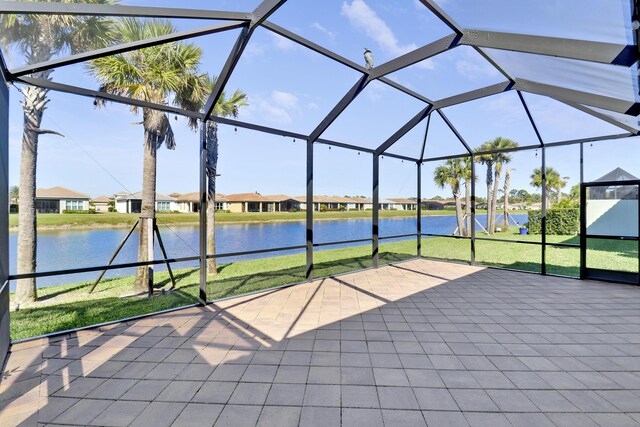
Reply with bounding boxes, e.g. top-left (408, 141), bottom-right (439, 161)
top-left (8, 214), bottom-right (527, 289)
